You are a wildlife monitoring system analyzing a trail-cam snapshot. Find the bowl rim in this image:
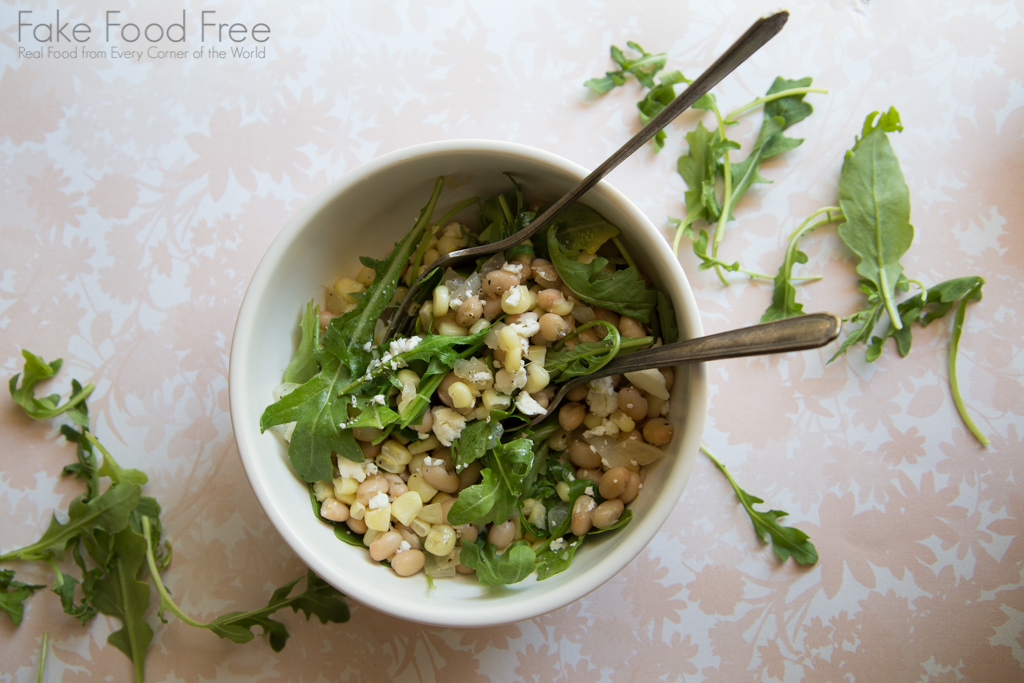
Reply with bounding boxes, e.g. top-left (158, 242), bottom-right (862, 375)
top-left (229, 139), bottom-right (708, 627)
